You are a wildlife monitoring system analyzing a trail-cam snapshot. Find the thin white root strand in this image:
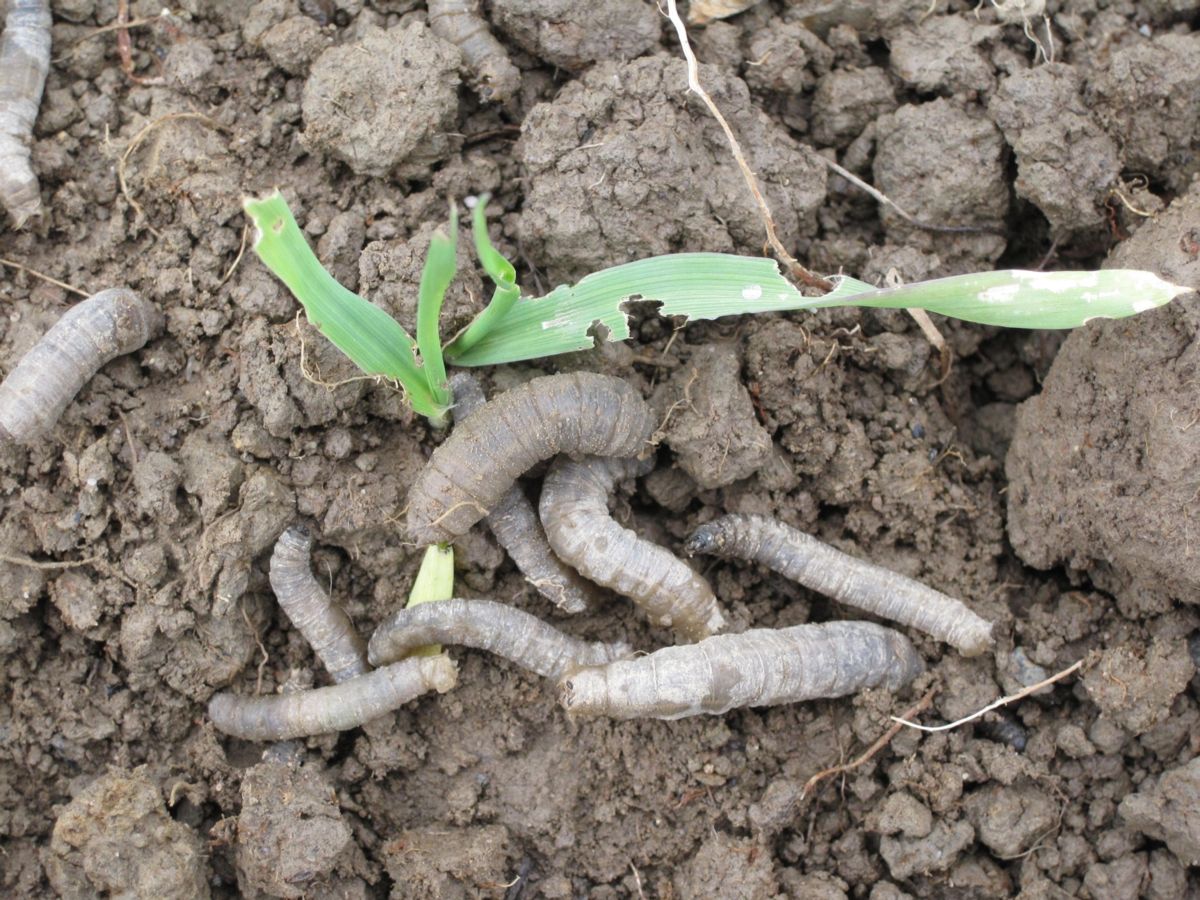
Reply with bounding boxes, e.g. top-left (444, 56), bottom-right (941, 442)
top-left (891, 659), bottom-right (1083, 733)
